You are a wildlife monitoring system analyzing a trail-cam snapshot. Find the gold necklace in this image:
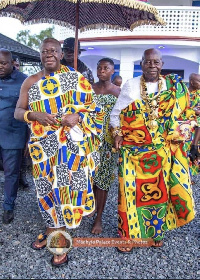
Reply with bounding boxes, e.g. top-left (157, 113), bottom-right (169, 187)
top-left (140, 75), bottom-right (163, 130)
